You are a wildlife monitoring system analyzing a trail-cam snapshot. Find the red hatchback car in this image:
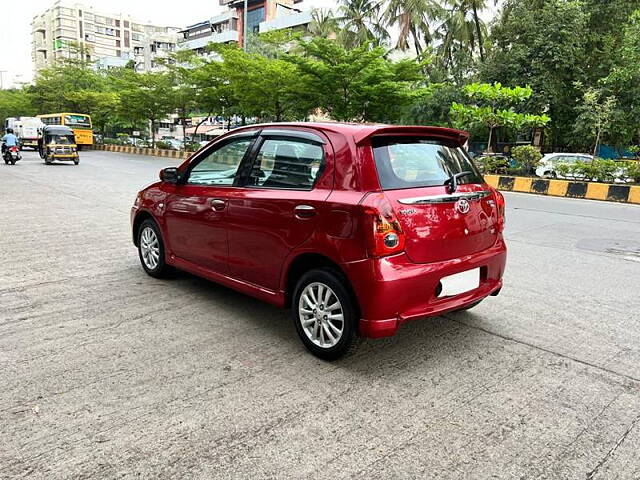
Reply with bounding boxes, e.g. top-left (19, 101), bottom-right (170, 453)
top-left (131, 123), bottom-right (506, 359)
